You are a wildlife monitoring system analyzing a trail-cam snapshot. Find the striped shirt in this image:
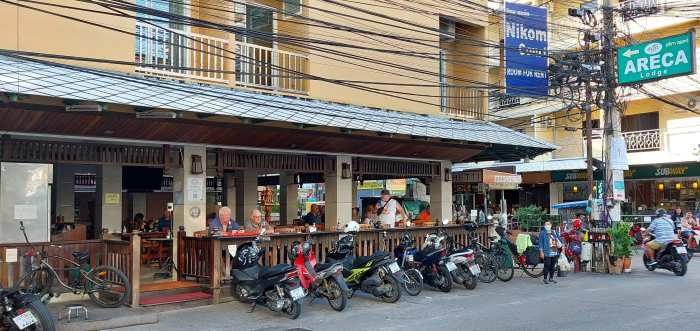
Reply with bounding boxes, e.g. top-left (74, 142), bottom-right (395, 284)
top-left (648, 217), bottom-right (676, 244)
